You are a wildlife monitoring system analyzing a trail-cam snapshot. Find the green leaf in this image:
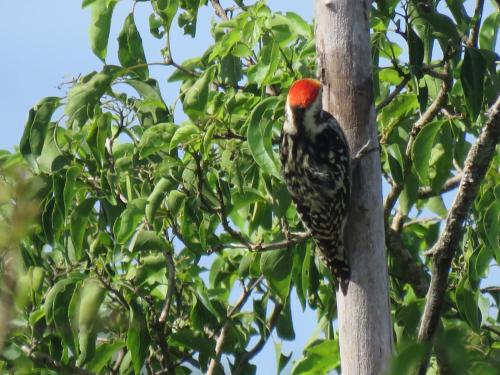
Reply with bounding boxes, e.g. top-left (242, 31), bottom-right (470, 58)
top-left (133, 230), bottom-right (168, 252)
top-left (82, 0), bottom-right (98, 7)
top-left (283, 12), bottom-right (311, 37)
top-left (220, 55), bottom-right (242, 87)
top-left (19, 97), bottom-right (61, 160)
top-left (66, 67), bottom-right (118, 126)
top-left (127, 253), bottom-right (166, 285)
top-left (86, 341), bottom-right (125, 373)
top-left (138, 123), bottom-right (177, 158)
top-left (169, 123), bottom-right (200, 151)
top-left (247, 38), bottom-right (279, 85)
top-left (86, 112), bottom-right (111, 166)
top-left (114, 198), bottom-right (147, 244)
top-left (89, 0), bottom-right (117, 61)
top-left (246, 96), bottom-right (281, 178)
top-left (195, 283), bottom-right (222, 321)
top-left (456, 278), bottom-right (480, 331)
top-left (292, 339), bottom-right (340, 375)
top-left (231, 43), bottom-right (253, 58)
top-left (408, 26), bottom-right (424, 75)
top-left (274, 341), bottom-right (292, 375)
top-left (400, 172), bottom-right (418, 215)
top-left (168, 329), bottom-right (215, 358)
top-left (276, 299), bottom-right (295, 340)
top-left (153, 0), bottom-right (179, 30)
top-left (387, 342), bottom-right (426, 375)
top-left (37, 124), bottom-right (71, 173)
top-left (209, 29), bottom-right (241, 61)
top-left (145, 177), bottom-right (173, 222)
top-left (419, 11), bottom-right (460, 43)
top-left (71, 198), bottom-right (97, 260)
top-left (461, 48), bottom-right (486, 120)
top-left (127, 302), bottom-right (150, 375)
top-left (118, 14), bottom-right (148, 80)
top-left (44, 275), bottom-right (85, 324)
top-left (260, 248), bottom-right (292, 301)
top-left (127, 79), bottom-right (167, 109)
top-left (428, 121), bottom-right (453, 192)
top-left (166, 190), bottom-right (186, 215)
top-left (386, 144), bottom-right (404, 185)
top-left (182, 67), bottom-right (216, 120)
top-left (412, 120), bottom-right (444, 185)
top-left (479, 12), bottom-right (499, 51)
top-left (77, 278), bottom-right (106, 365)
top-left (64, 165), bottom-right (82, 217)
top-left (483, 200), bottom-right (500, 252)
top-left (53, 282), bottom-right (78, 355)
top-left (378, 93), bottom-right (419, 130)
top-left (426, 196), bottom-right (447, 218)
